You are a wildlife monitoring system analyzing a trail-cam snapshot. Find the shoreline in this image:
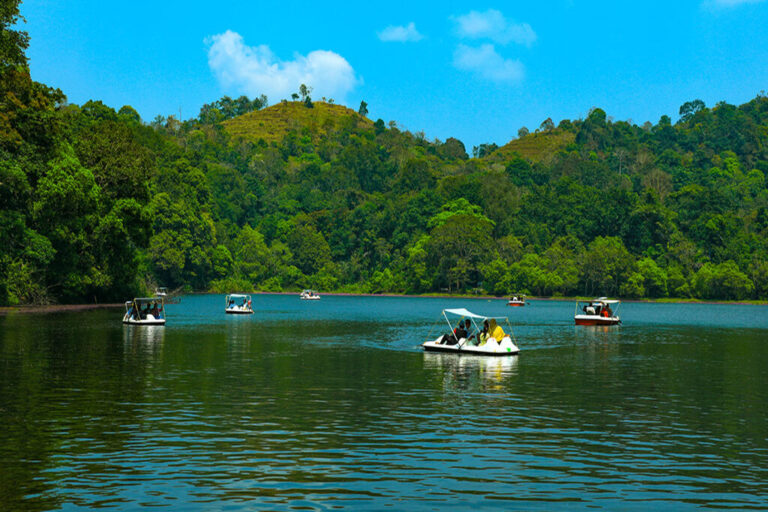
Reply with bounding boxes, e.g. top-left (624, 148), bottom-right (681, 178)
top-left (2, 293), bottom-right (766, 316)
top-left (0, 303), bottom-right (124, 316)
top-left (253, 291), bottom-right (768, 306)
